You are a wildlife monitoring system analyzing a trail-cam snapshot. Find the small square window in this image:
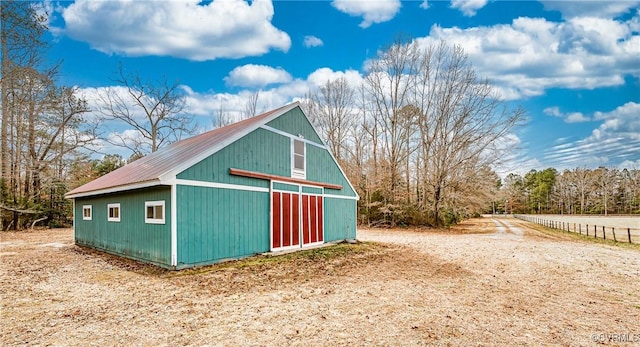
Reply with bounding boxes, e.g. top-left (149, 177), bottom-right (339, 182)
top-left (108, 203), bottom-right (120, 222)
top-left (145, 201), bottom-right (165, 224)
top-left (82, 205), bottom-right (92, 221)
